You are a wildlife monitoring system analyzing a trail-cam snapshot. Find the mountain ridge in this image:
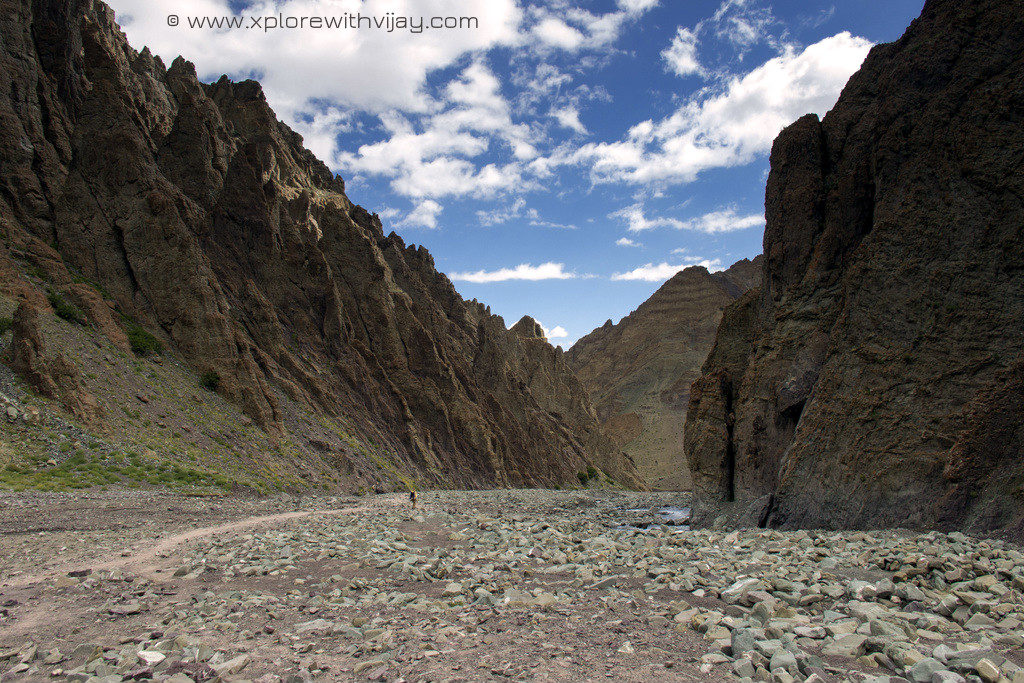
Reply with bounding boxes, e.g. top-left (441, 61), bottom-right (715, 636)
top-left (567, 257), bottom-right (761, 489)
top-left (0, 0), bottom-right (642, 491)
